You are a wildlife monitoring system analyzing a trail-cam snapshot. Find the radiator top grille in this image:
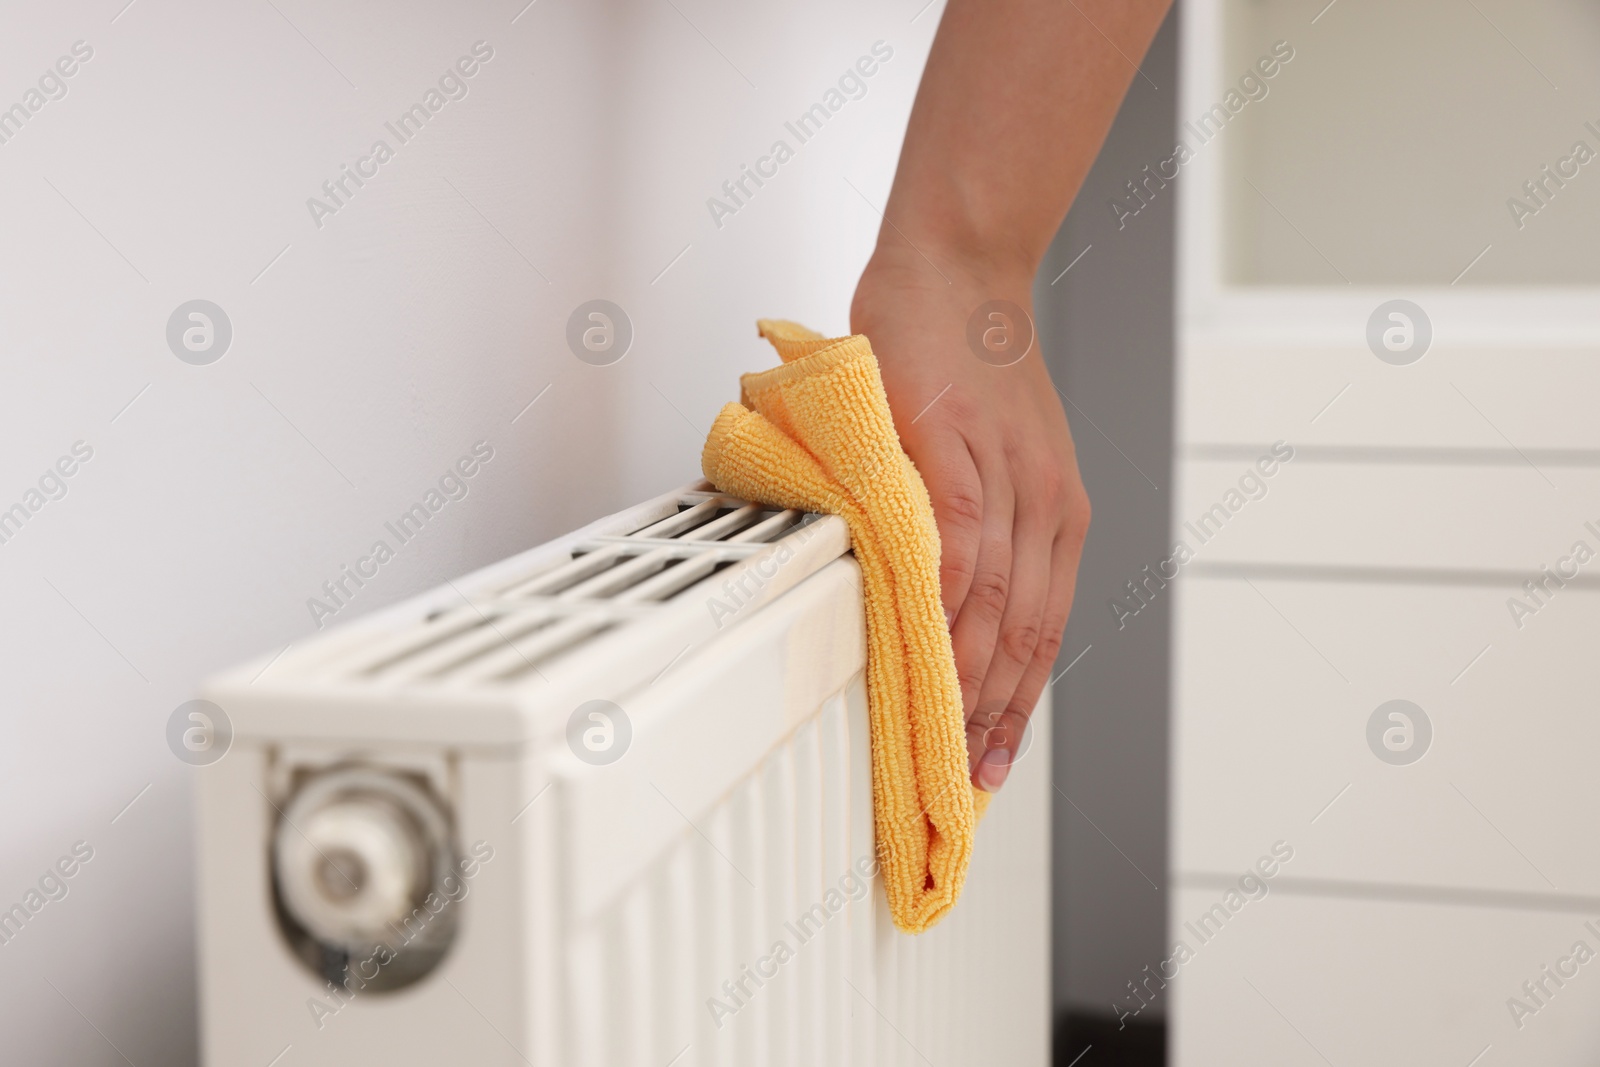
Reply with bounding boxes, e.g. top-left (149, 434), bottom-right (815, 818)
top-left (280, 491), bottom-right (826, 690)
